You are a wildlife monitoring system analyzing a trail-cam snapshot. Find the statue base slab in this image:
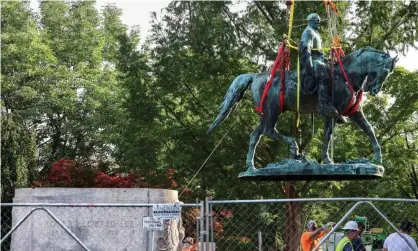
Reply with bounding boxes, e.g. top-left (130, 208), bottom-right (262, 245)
top-left (239, 159), bottom-right (384, 181)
